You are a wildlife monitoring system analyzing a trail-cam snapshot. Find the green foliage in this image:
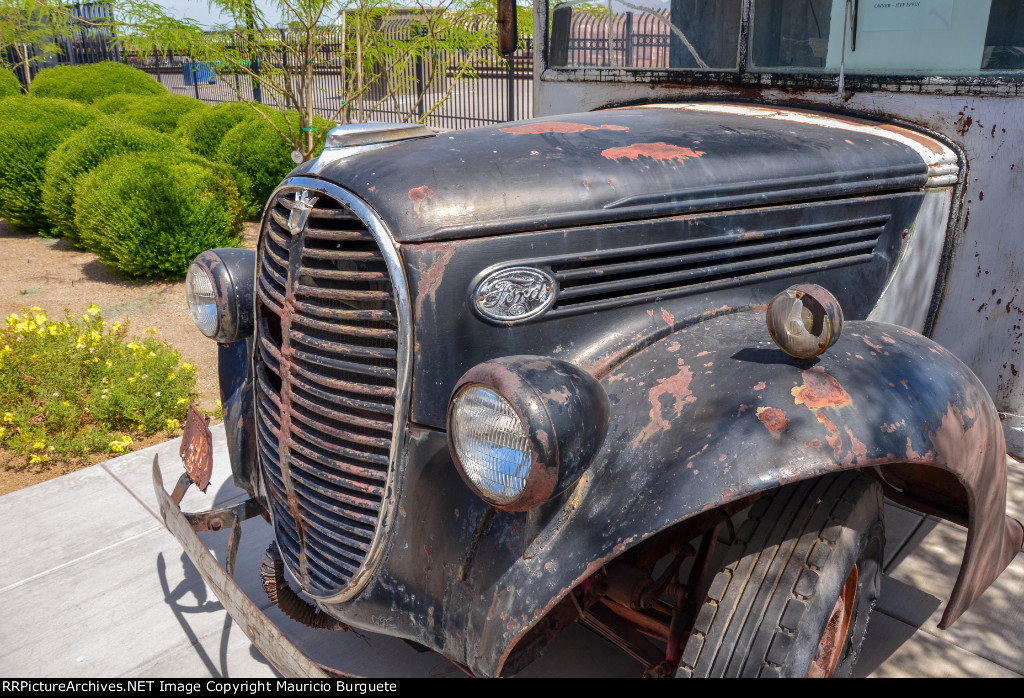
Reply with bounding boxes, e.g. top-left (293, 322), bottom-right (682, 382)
top-left (0, 70), bottom-right (21, 97)
top-left (42, 117), bottom-right (188, 244)
top-left (216, 111), bottom-right (332, 215)
top-left (0, 96), bottom-right (99, 231)
top-left (174, 101), bottom-right (267, 159)
top-left (0, 306), bottom-right (197, 464)
top-left (119, 0), bottom-right (494, 160)
top-left (75, 151), bottom-right (244, 279)
top-left (113, 93), bottom-right (207, 133)
top-left (92, 92), bottom-right (151, 115)
top-left (29, 61), bottom-right (166, 103)
top-left (0, 0), bottom-right (80, 87)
